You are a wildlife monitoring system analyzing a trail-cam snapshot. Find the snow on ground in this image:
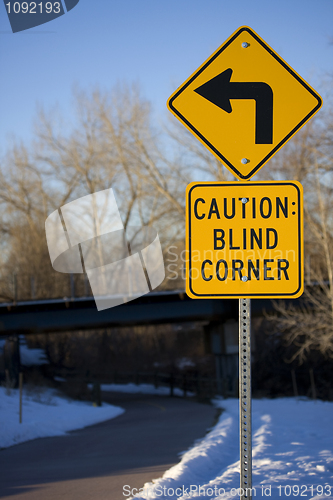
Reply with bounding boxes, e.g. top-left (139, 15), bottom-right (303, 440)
top-left (90, 382), bottom-right (194, 397)
top-left (0, 336), bottom-right (48, 366)
top-left (1, 380), bottom-right (332, 499)
top-left (20, 343), bottom-right (48, 366)
top-left (0, 385), bottom-right (124, 449)
top-left (129, 398), bottom-right (333, 500)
